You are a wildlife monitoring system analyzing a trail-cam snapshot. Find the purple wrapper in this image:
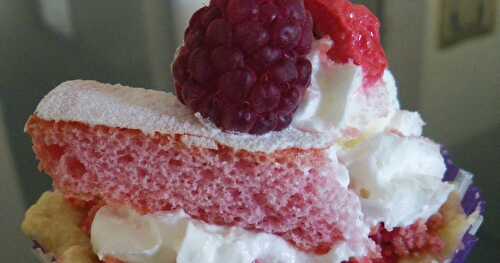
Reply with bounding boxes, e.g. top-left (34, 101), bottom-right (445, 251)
top-left (441, 148), bottom-right (485, 263)
top-left (32, 241), bottom-right (56, 263)
top-left (442, 149), bottom-right (460, 182)
top-left (450, 233), bottom-right (479, 263)
top-left (461, 186), bottom-right (486, 217)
